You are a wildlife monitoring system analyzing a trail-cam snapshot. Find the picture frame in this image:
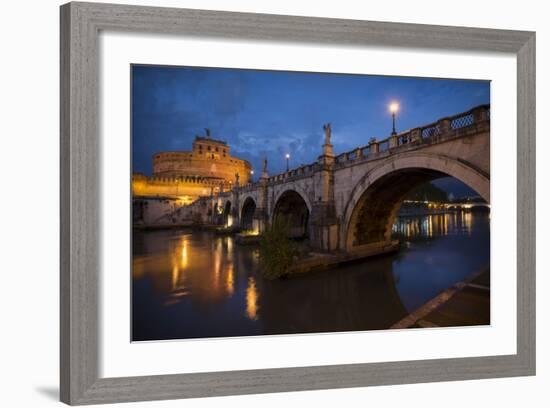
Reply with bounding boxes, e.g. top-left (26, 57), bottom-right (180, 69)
top-left (60, 1), bottom-right (536, 405)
